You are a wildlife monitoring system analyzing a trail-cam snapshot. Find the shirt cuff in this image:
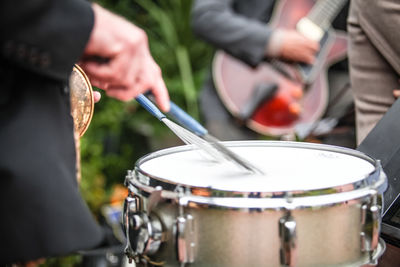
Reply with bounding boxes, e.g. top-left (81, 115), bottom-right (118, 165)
top-left (265, 29), bottom-right (284, 58)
